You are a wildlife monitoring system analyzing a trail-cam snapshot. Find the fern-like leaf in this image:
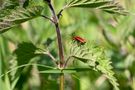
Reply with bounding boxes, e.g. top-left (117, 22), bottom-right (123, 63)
top-left (64, 0), bottom-right (127, 15)
top-left (1, 0), bottom-right (19, 9)
top-left (0, 6), bottom-right (43, 34)
top-left (68, 42), bottom-right (119, 90)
